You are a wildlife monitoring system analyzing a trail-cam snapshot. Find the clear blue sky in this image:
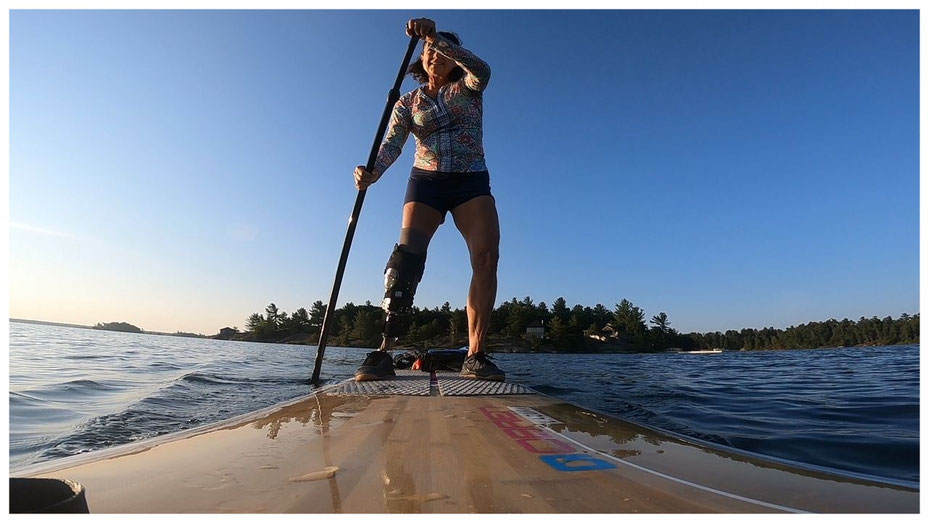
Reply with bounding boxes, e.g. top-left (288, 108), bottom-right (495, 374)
top-left (9, 10), bottom-right (919, 335)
